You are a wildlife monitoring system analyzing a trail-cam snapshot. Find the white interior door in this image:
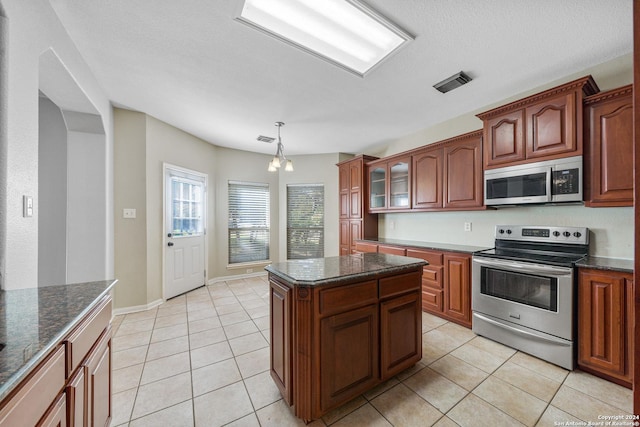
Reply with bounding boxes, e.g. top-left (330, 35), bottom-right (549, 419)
top-left (164, 166), bottom-right (207, 299)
